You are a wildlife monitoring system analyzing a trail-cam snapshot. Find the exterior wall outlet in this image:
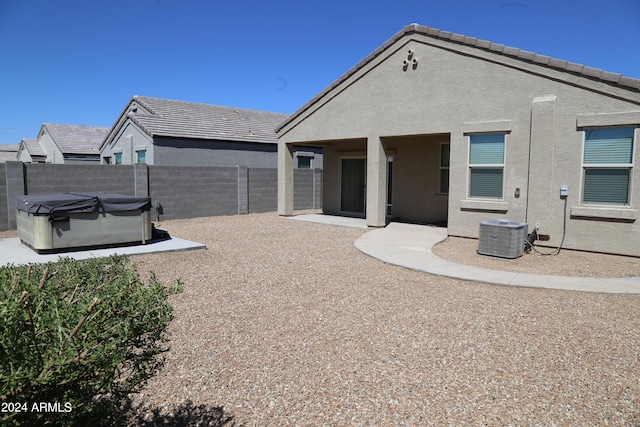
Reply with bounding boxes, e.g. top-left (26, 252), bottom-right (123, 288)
top-left (560, 185), bottom-right (569, 198)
